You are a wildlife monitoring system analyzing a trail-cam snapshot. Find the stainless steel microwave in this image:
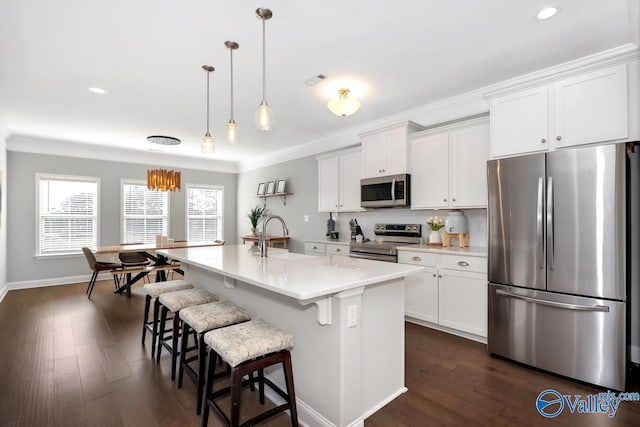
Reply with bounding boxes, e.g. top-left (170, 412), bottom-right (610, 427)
top-left (360, 174), bottom-right (410, 208)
